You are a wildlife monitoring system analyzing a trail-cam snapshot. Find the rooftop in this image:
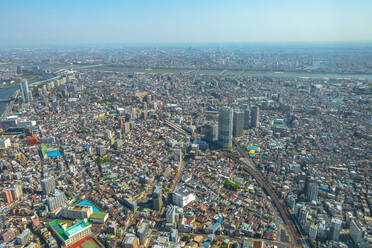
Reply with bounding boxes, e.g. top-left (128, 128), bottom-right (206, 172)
top-left (49, 220), bottom-right (91, 241)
